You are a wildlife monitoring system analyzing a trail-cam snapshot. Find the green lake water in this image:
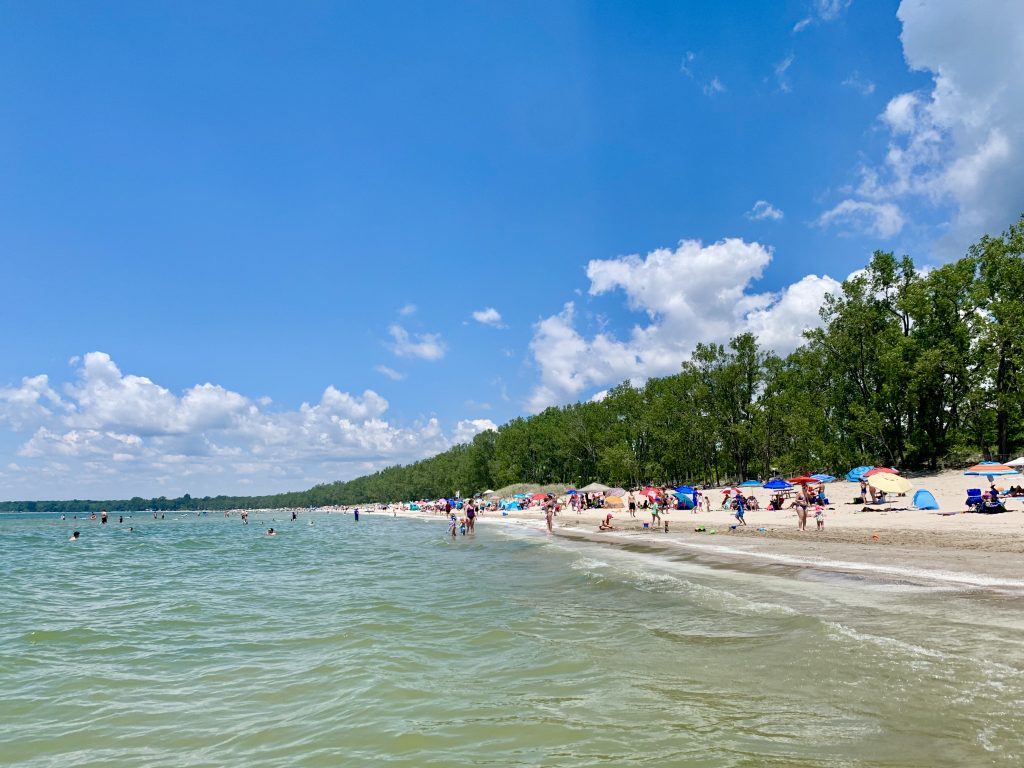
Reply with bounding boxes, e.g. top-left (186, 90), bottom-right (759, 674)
top-left (1, 511), bottom-right (1023, 766)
